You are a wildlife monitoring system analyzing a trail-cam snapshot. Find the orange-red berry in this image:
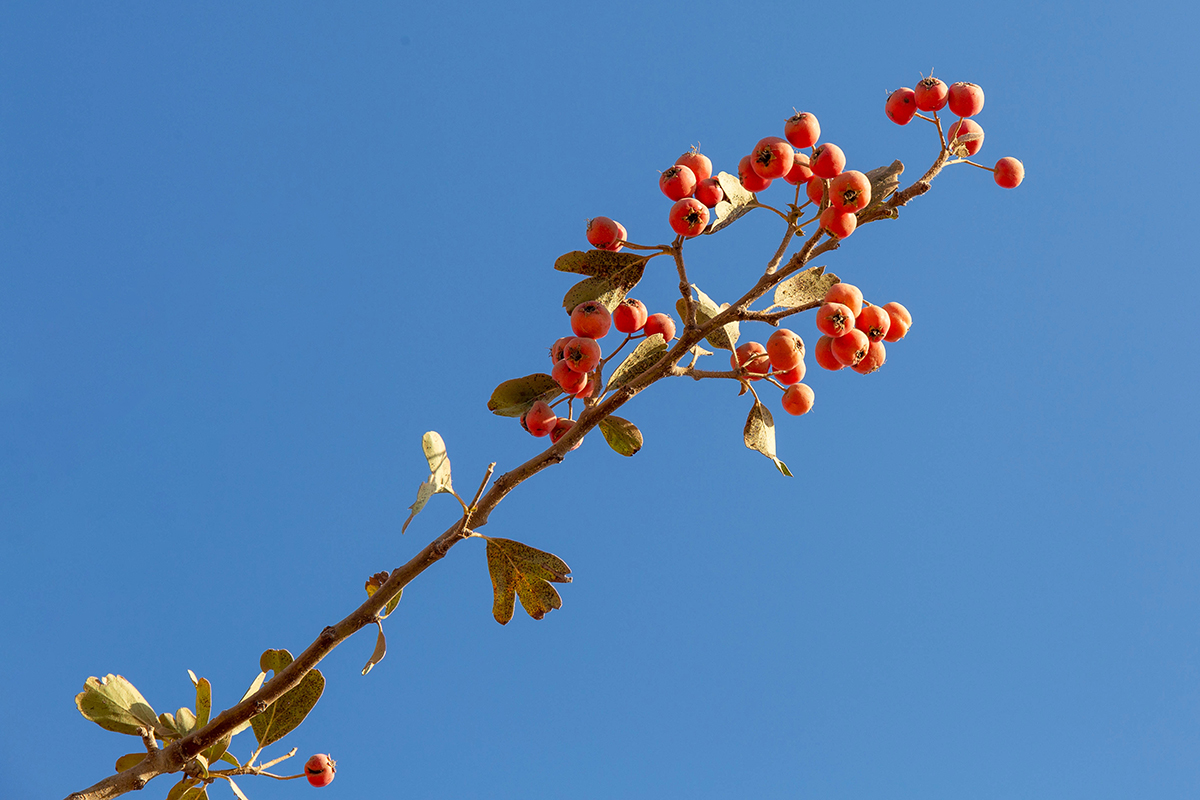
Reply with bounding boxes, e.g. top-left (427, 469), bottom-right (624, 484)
top-left (947, 82), bottom-right (985, 117)
top-left (828, 170), bottom-right (871, 213)
top-left (675, 149), bottom-right (712, 183)
top-left (947, 118), bottom-right (984, 156)
top-left (780, 383), bottom-right (815, 416)
top-left (613, 298), bottom-right (648, 334)
top-left (643, 313), bottom-right (676, 342)
top-left (563, 337), bottom-right (601, 373)
top-left (571, 301), bottom-right (612, 339)
top-left (784, 112), bottom-right (821, 149)
top-left (805, 176), bottom-right (826, 206)
top-left (695, 177), bottom-right (724, 207)
top-left (765, 328), bottom-right (805, 371)
top-left (751, 136), bottom-right (795, 180)
top-left (521, 400), bottom-right (557, 437)
top-left (738, 155), bottom-right (772, 193)
top-left (830, 328), bottom-right (870, 367)
top-left (814, 335), bottom-right (843, 371)
top-left (731, 342), bottom-right (770, 381)
top-left (855, 304), bottom-right (891, 343)
top-left (586, 217), bottom-right (624, 251)
top-left (851, 340), bottom-right (887, 374)
top-left (810, 143), bottom-right (846, 179)
top-left (552, 357), bottom-right (588, 393)
top-left (783, 152), bottom-right (814, 185)
top-left (914, 76), bottom-right (949, 111)
top-left (823, 283), bottom-right (863, 317)
top-left (549, 418), bottom-right (582, 450)
top-left (305, 755), bottom-right (336, 788)
top-left (774, 361), bottom-right (806, 385)
top-left (659, 164), bottom-right (697, 201)
top-left (668, 198), bottom-right (710, 237)
top-left (815, 302), bottom-right (856, 338)
top-left (820, 206), bottom-right (857, 239)
top-left (881, 302), bottom-right (911, 342)
top-left (994, 157), bottom-right (1024, 189)
top-left (886, 87), bottom-right (918, 125)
